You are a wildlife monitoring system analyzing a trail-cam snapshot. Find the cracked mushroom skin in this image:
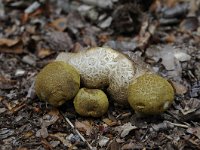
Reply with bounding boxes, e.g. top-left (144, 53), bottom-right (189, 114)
top-left (35, 61), bottom-right (80, 107)
top-left (128, 74), bottom-right (174, 115)
top-left (56, 47), bottom-right (147, 105)
top-left (74, 88), bottom-right (109, 117)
